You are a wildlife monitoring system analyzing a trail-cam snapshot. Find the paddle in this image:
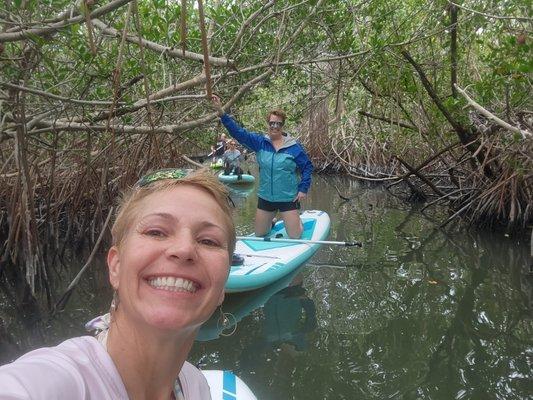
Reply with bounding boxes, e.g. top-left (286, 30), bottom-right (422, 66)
top-left (235, 236), bottom-right (362, 247)
top-left (207, 144), bottom-right (224, 157)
